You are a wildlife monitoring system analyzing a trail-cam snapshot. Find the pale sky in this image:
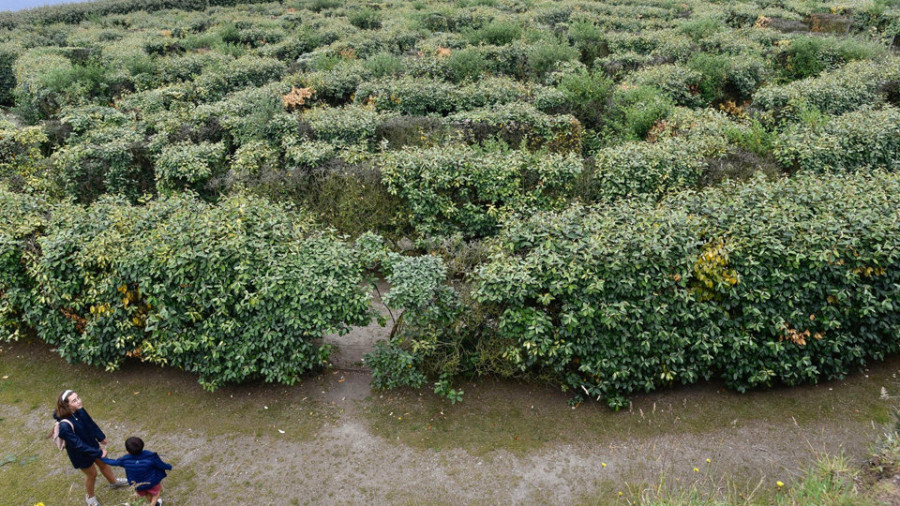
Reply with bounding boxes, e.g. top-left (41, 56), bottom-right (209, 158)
top-left (1, 0), bottom-right (95, 12)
